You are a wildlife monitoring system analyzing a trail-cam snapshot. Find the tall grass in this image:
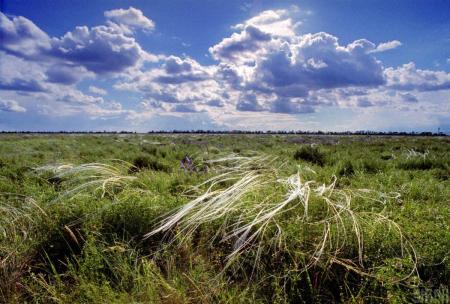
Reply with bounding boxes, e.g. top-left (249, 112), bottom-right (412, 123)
top-left (35, 161), bottom-right (137, 201)
top-left (145, 154), bottom-right (417, 282)
top-left (0, 194), bottom-right (47, 300)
